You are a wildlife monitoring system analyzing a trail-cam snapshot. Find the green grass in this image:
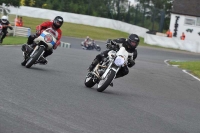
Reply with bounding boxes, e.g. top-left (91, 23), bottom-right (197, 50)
top-left (61, 23), bottom-right (129, 40)
top-left (2, 36), bottom-right (28, 45)
top-left (169, 61), bottom-right (200, 78)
